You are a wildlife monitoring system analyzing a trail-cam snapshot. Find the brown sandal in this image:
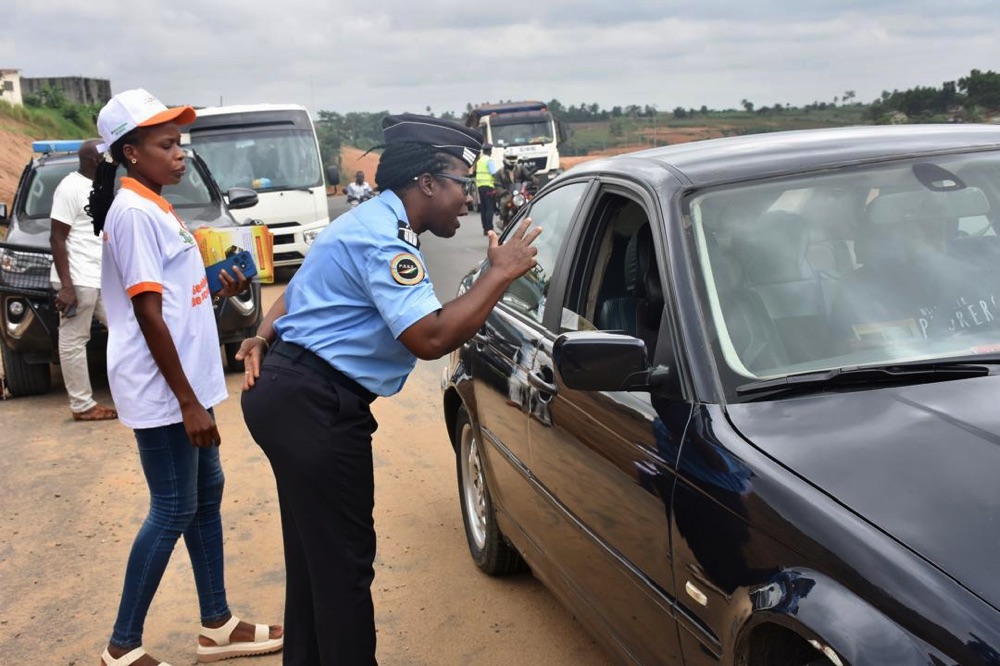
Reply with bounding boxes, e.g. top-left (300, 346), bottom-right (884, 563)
top-left (72, 404), bottom-right (118, 421)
